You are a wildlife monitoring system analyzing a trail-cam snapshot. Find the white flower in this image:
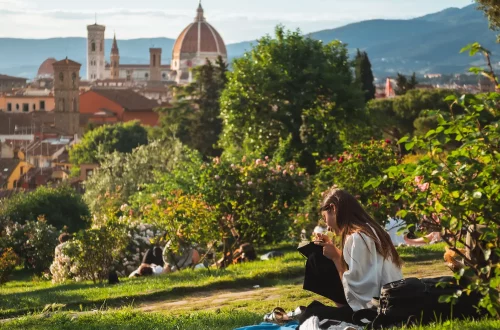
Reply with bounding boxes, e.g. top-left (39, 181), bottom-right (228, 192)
top-left (120, 204), bottom-right (129, 212)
